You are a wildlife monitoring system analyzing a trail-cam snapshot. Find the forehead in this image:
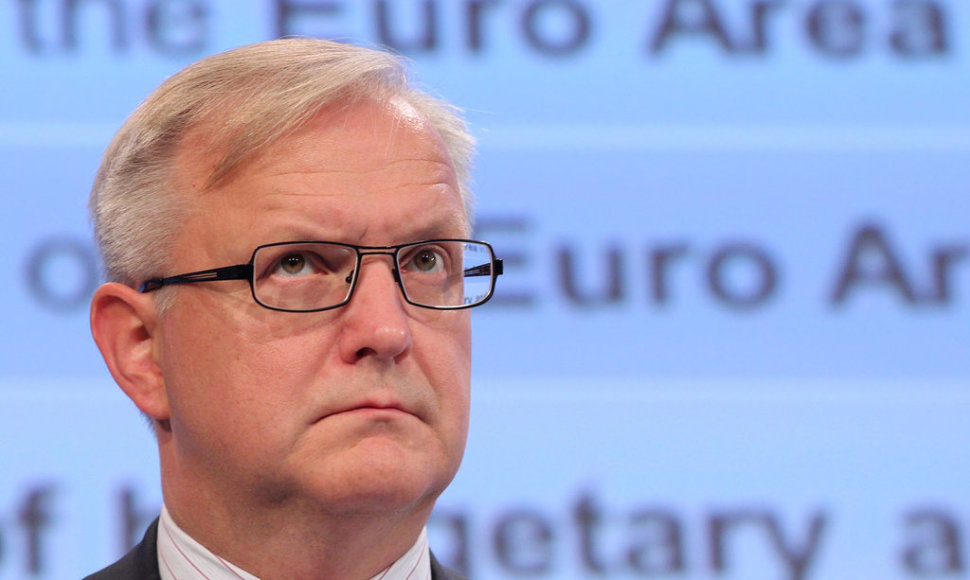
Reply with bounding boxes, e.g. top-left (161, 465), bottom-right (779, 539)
top-left (257, 98), bottom-right (451, 188)
top-left (178, 96), bottom-right (455, 190)
top-left (172, 98), bottom-right (468, 253)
